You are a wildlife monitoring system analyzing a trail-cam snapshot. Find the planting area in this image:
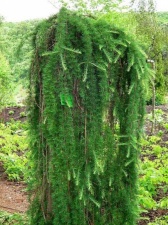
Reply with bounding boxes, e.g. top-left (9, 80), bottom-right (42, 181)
top-left (0, 105), bottom-right (167, 224)
top-left (0, 107), bottom-right (29, 224)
